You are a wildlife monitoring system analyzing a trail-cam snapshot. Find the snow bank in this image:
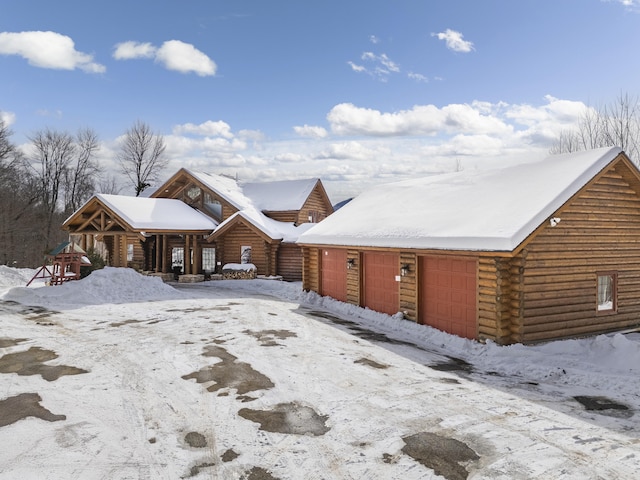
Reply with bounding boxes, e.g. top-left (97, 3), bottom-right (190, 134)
top-left (1, 267), bottom-right (184, 307)
top-left (0, 265), bottom-right (37, 288)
